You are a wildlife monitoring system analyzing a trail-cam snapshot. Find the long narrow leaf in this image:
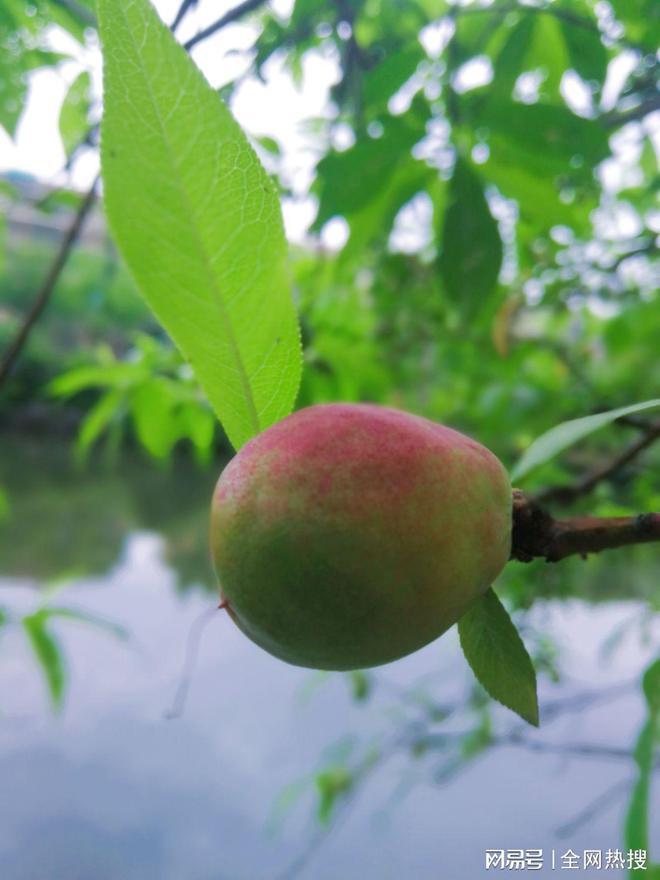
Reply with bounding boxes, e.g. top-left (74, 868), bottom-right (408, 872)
top-left (512, 399), bottom-right (660, 481)
top-left (77, 388), bottom-right (125, 457)
top-left (98, 0), bottom-right (301, 450)
top-left (48, 363), bottom-right (140, 396)
top-left (22, 611), bottom-right (66, 712)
